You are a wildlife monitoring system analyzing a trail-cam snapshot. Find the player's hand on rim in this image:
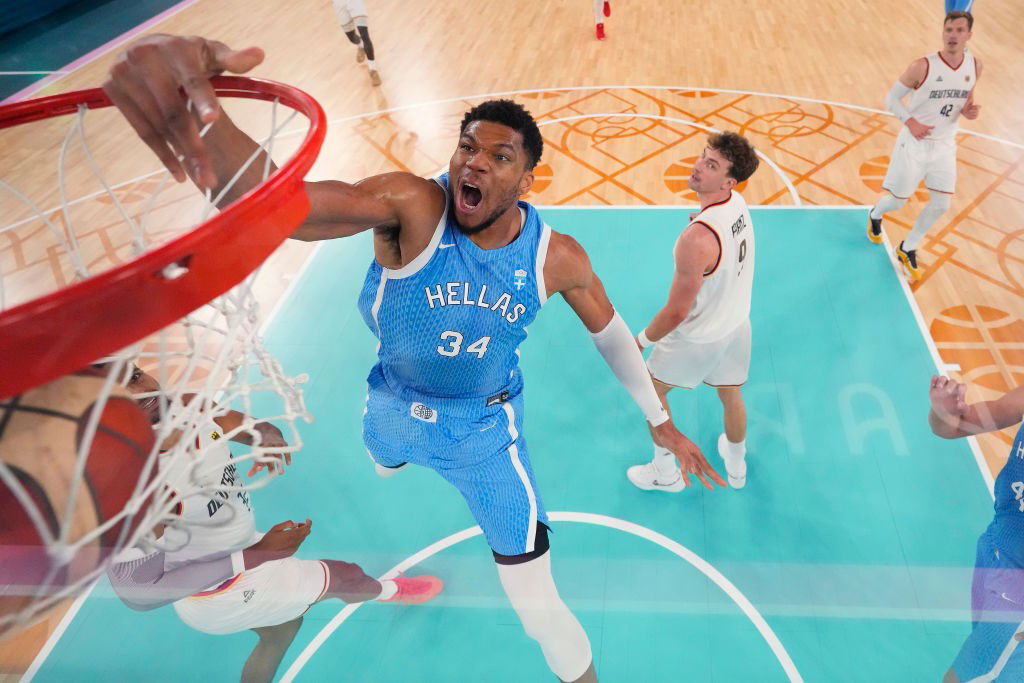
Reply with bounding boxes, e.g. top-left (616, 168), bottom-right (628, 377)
top-left (654, 423), bottom-right (727, 489)
top-left (103, 34), bottom-right (264, 189)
